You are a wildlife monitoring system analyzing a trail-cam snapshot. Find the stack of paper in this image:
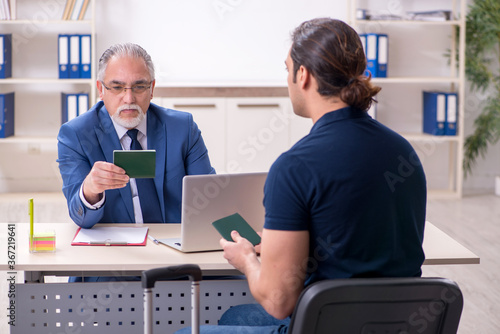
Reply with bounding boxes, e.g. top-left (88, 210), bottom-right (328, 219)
top-left (72, 226), bottom-right (149, 246)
